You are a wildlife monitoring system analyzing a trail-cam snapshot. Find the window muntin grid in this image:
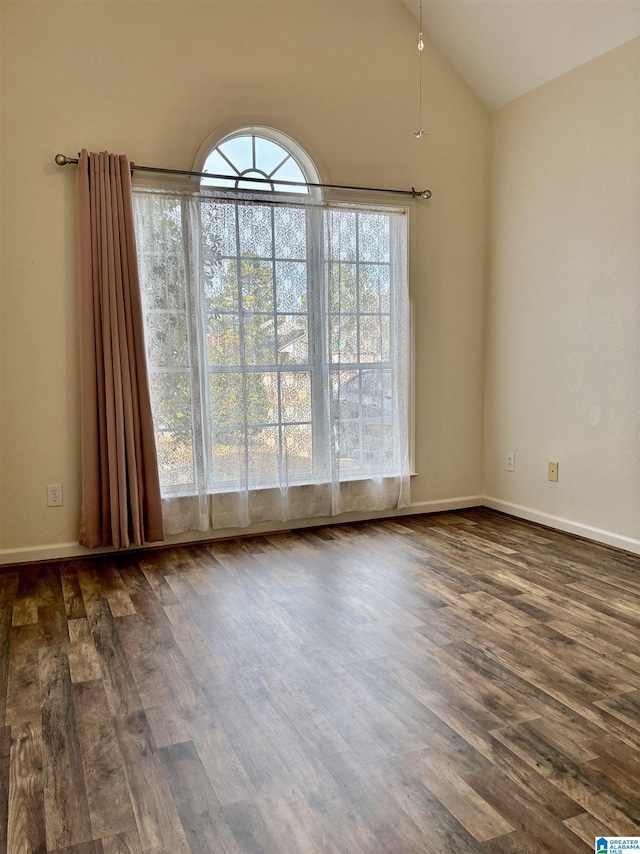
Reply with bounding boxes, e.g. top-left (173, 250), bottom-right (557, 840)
top-left (201, 133), bottom-right (309, 194)
top-left (137, 196), bottom-right (403, 493)
top-left (202, 197), bottom-right (318, 488)
top-left (325, 208), bottom-right (395, 475)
